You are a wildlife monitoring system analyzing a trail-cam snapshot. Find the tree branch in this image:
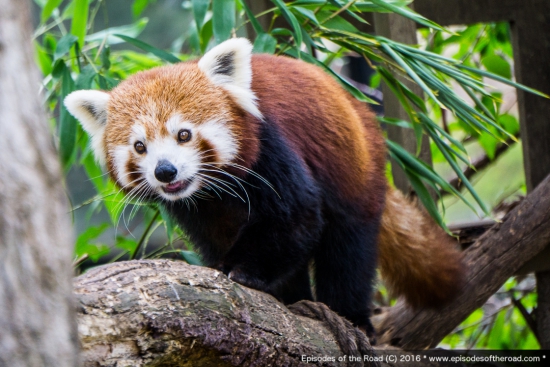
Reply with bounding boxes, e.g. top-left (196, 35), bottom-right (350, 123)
top-left (75, 260), bottom-right (375, 367)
